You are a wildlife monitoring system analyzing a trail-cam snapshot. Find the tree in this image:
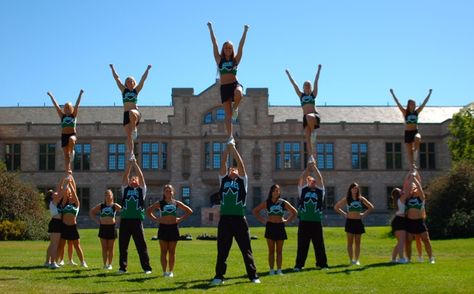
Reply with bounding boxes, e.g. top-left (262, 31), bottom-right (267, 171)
top-left (448, 103), bottom-right (474, 163)
top-left (0, 162), bottom-right (49, 240)
top-left (426, 162), bottom-right (474, 239)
